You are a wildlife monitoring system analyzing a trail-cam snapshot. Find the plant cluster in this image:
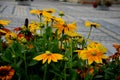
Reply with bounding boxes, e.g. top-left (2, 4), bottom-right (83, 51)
top-left (0, 9), bottom-right (120, 80)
